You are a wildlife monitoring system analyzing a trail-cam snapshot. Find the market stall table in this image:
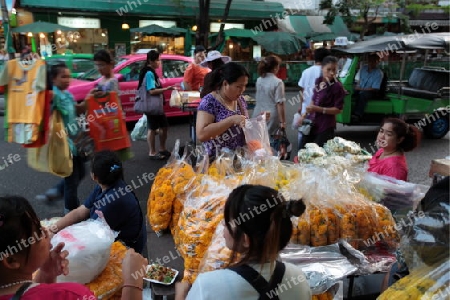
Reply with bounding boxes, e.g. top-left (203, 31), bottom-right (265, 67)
top-left (182, 100), bottom-right (200, 145)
